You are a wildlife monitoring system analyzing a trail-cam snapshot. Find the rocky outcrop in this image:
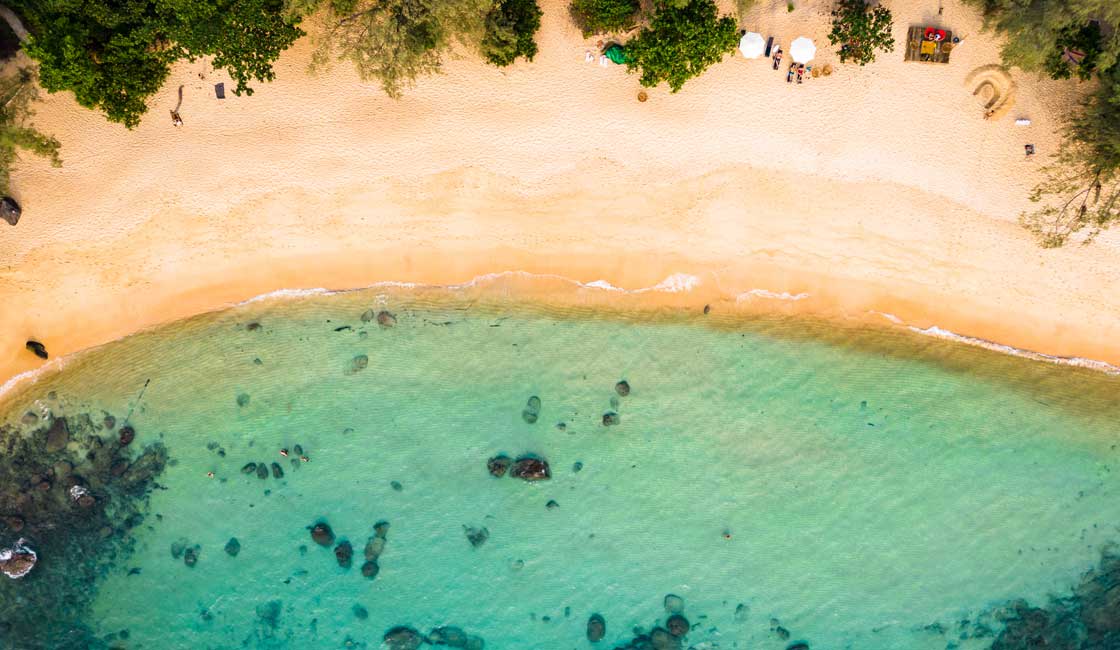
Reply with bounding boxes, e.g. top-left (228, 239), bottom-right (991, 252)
top-left (0, 539), bottom-right (36, 579)
top-left (486, 455), bottom-right (511, 478)
top-left (587, 614), bottom-right (606, 642)
top-left (510, 456), bottom-right (550, 481)
top-left (1, 196), bottom-right (21, 226)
